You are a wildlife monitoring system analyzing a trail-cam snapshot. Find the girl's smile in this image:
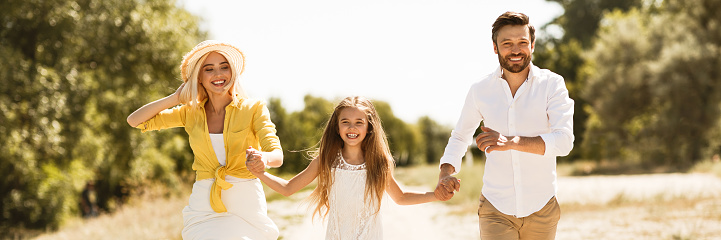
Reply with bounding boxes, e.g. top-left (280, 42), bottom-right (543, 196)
top-left (338, 107), bottom-right (368, 148)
